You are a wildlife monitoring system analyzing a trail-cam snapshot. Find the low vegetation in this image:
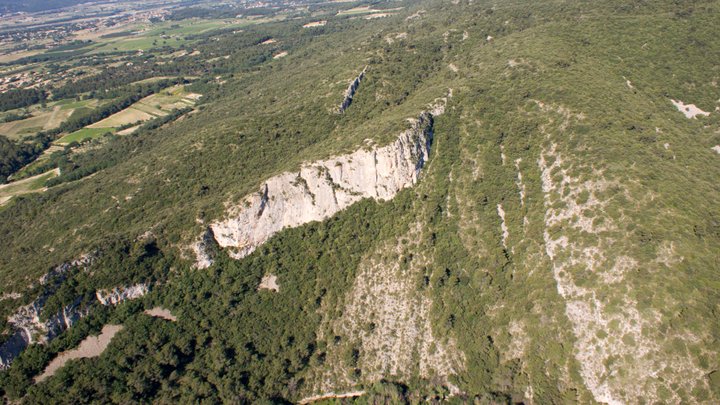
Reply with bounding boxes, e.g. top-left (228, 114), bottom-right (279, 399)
top-left (0, 0), bottom-right (718, 403)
